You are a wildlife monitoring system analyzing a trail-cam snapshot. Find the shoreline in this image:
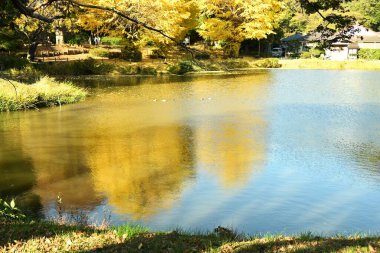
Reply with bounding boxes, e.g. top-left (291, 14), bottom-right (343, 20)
top-left (1, 218), bottom-right (379, 252)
